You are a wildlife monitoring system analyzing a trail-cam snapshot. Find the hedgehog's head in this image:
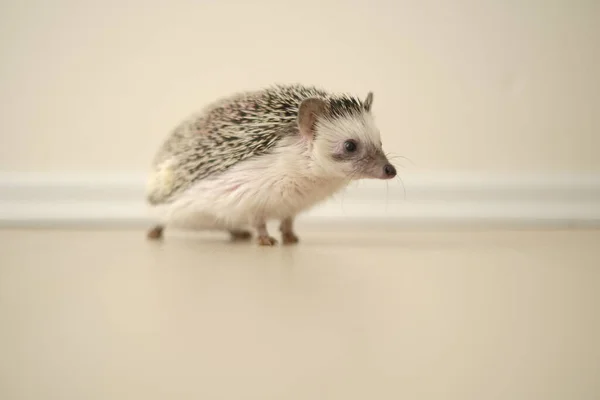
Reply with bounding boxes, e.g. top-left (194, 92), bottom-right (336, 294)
top-left (297, 92), bottom-right (396, 180)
